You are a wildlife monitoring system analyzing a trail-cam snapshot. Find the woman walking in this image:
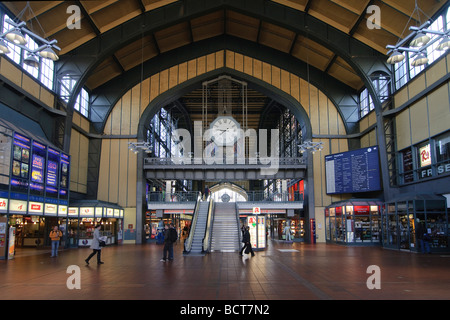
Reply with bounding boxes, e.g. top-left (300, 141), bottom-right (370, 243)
top-left (85, 225), bottom-right (104, 265)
